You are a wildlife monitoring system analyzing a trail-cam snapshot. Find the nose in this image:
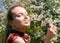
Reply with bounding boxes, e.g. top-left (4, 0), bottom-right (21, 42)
top-left (24, 15), bottom-right (28, 19)
top-left (24, 12), bottom-right (30, 19)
